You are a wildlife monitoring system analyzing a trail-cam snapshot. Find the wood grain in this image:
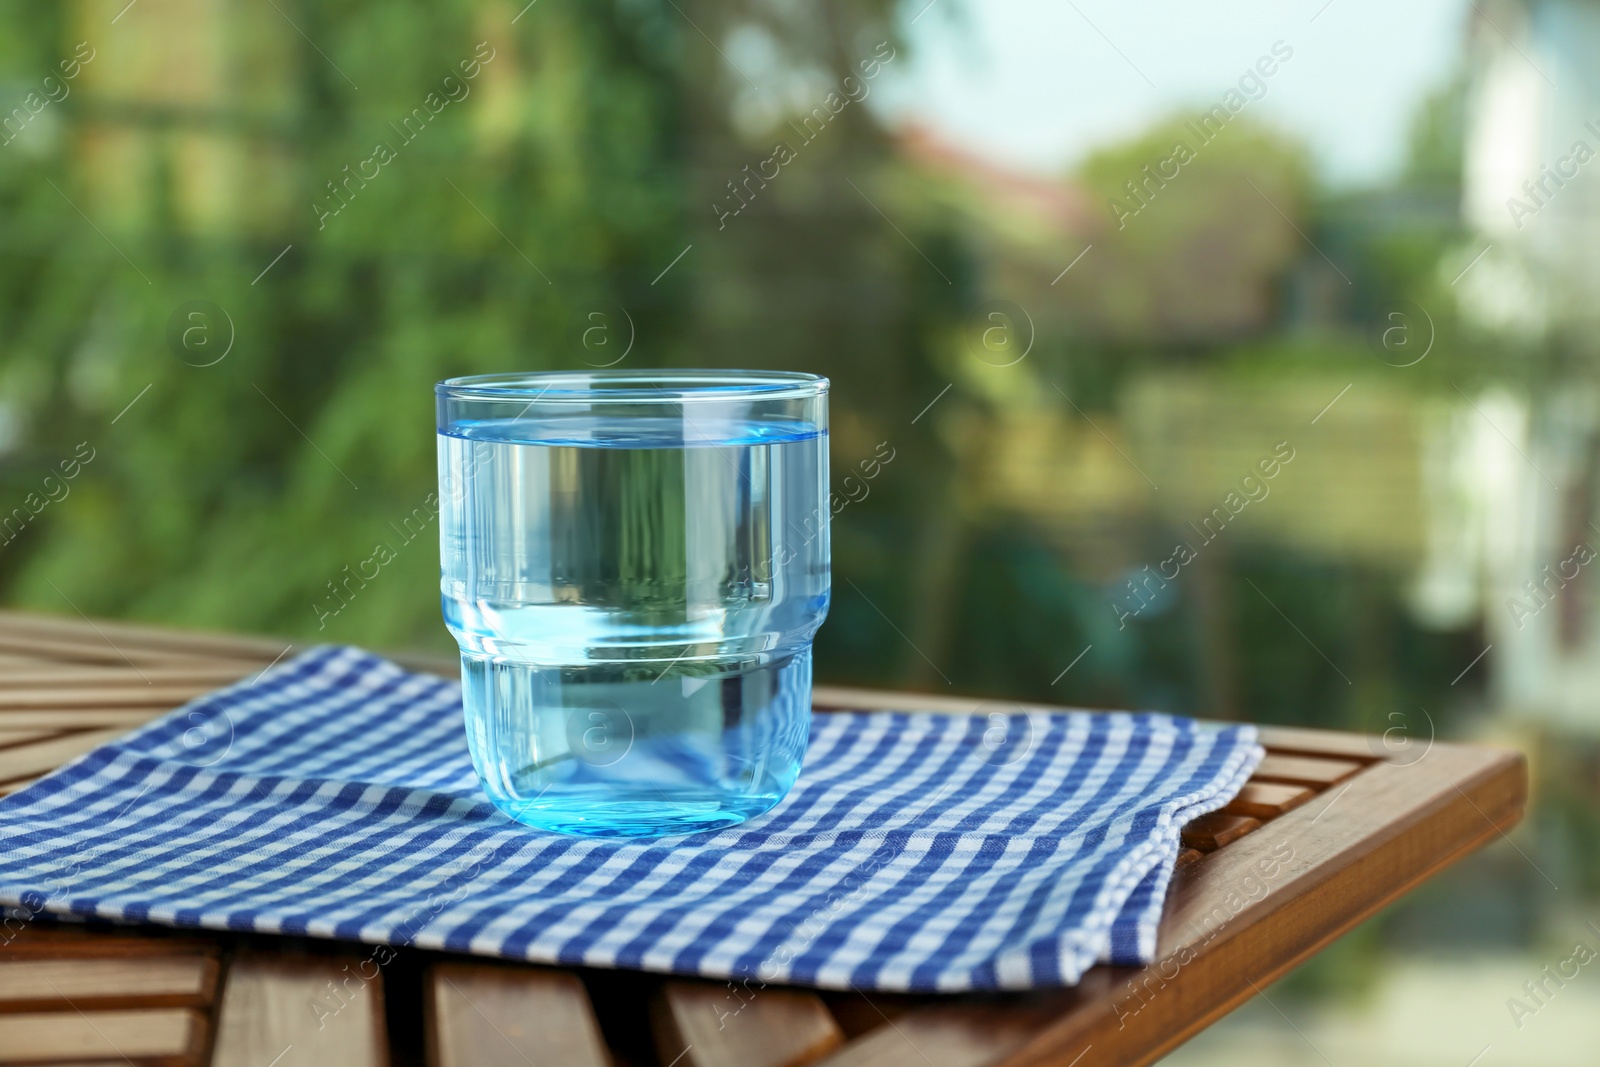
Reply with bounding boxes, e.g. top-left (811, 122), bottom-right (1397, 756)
top-left (654, 979), bottom-right (844, 1067)
top-left (812, 1000), bottom-right (1060, 1067)
top-left (0, 1008), bottom-right (206, 1064)
top-left (0, 666), bottom-right (257, 690)
top-left (0, 728), bottom-right (134, 785)
top-left (1249, 754), bottom-right (1362, 789)
top-left (211, 951), bottom-right (387, 1067)
top-left (1255, 724), bottom-right (1381, 762)
top-left (0, 927), bottom-right (221, 960)
top-left (0, 710), bottom-right (167, 731)
top-left (0, 611), bottom-right (289, 664)
top-left (0, 651), bottom-right (56, 668)
top-left (1180, 813), bottom-right (1262, 852)
top-left (0, 956), bottom-right (218, 1010)
top-left (0, 686), bottom-right (225, 711)
top-left (1222, 782), bottom-right (1313, 820)
top-left (0, 727), bottom-right (71, 750)
top-left (0, 632), bottom-right (254, 670)
top-left (427, 960), bottom-right (610, 1067)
